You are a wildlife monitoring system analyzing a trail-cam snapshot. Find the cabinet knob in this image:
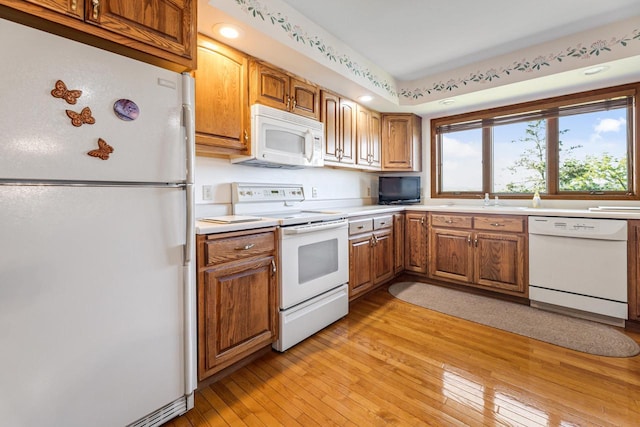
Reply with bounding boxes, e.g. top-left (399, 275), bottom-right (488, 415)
top-left (92, 0), bottom-right (100, 19)
top-left (420, 217), bottom-right (425, 225)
